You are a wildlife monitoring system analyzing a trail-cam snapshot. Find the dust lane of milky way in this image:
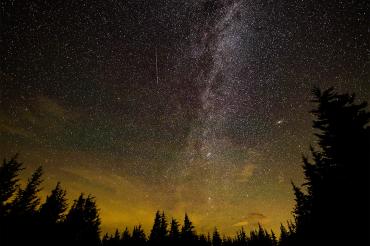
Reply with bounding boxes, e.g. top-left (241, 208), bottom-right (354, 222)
top-left (1, 0), bottom-right (369, 235)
